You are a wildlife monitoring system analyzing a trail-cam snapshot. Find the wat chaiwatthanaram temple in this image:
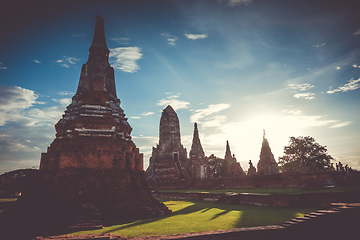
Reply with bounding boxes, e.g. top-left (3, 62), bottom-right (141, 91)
top-left (38, 15), bottom-right (279, 196)
top-left (146, 105), bottom-right (280, 188)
